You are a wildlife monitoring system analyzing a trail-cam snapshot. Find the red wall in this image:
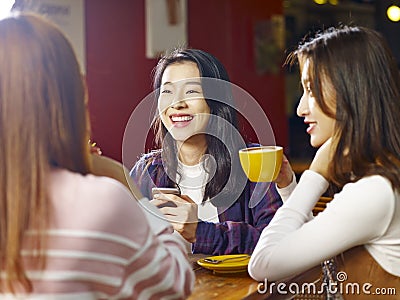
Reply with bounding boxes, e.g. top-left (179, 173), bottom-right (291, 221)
top-left (85, 0), bottom-right (287, 164)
